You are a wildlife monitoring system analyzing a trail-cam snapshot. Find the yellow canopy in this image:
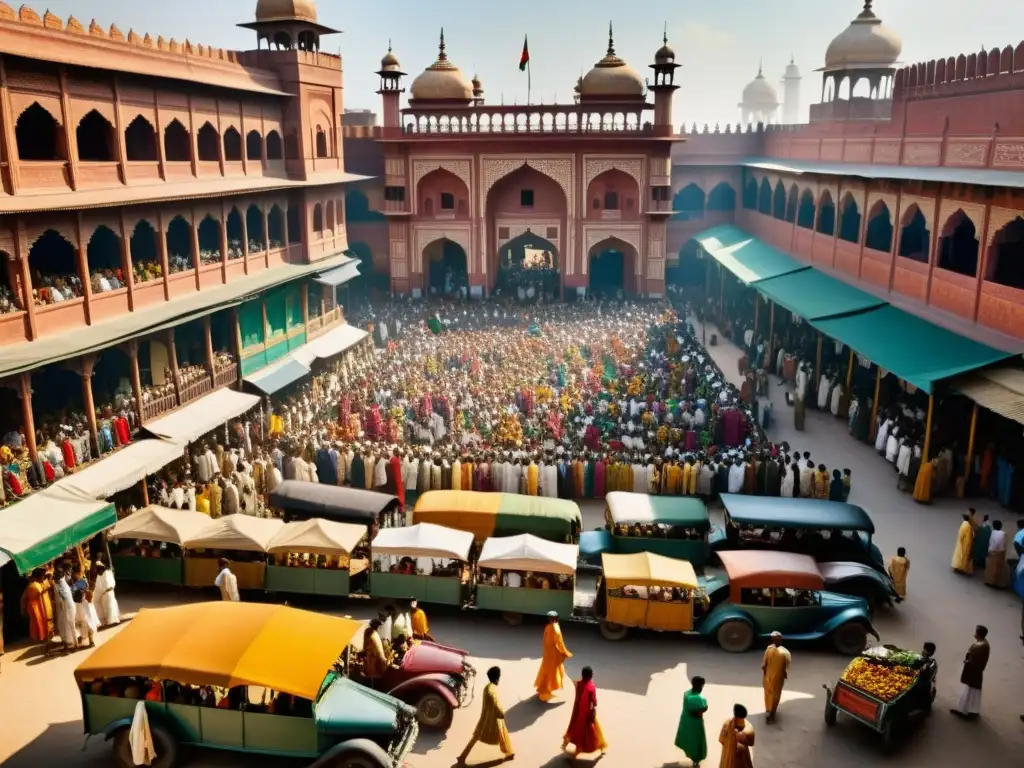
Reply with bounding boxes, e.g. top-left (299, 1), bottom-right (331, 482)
top-left (601, 551), bottom-right (698, 589)
top-left (74, 602), bottom-right (361, 700)
top-left (267, 518), bottom-right (367, 556)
